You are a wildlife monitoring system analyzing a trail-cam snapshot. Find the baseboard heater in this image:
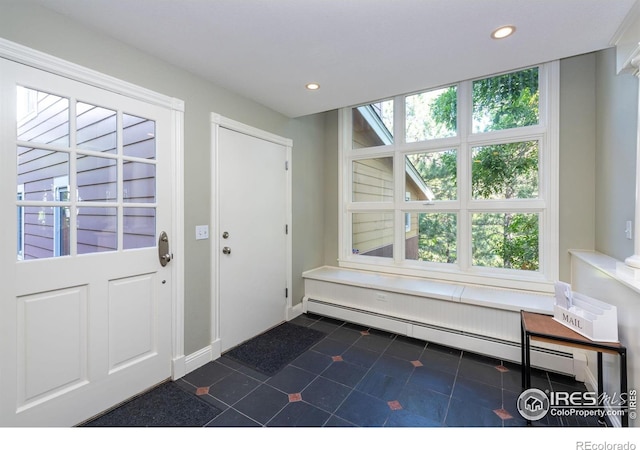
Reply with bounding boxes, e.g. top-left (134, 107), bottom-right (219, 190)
top-left (303, 297), bottom-right (575, 375)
